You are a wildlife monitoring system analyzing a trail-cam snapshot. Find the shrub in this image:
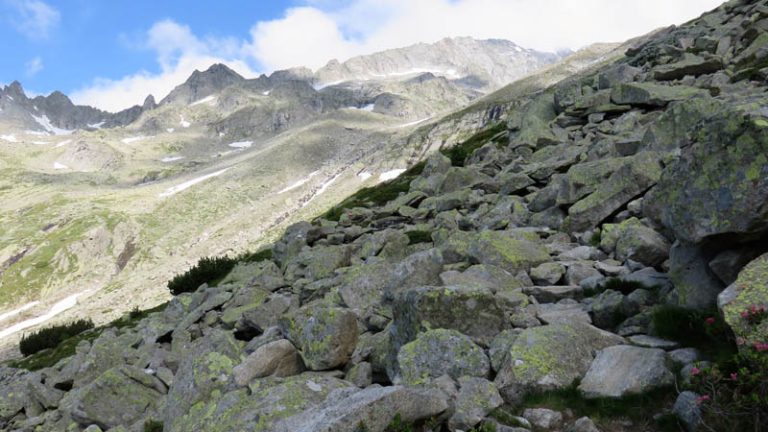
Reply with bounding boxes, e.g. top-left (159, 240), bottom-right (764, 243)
top-left (237, 248), bottom-right (273, 263)
top-left (19, 319), bottom-right (94, 357)
top-left (651, 305), bottom-right (734, 357)
top-left (167, 255), bottom-right (239, 295)
top-left (688, 305), bottom-right (768, 431)
top-left (320, 161), bottom-right (426, 222)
